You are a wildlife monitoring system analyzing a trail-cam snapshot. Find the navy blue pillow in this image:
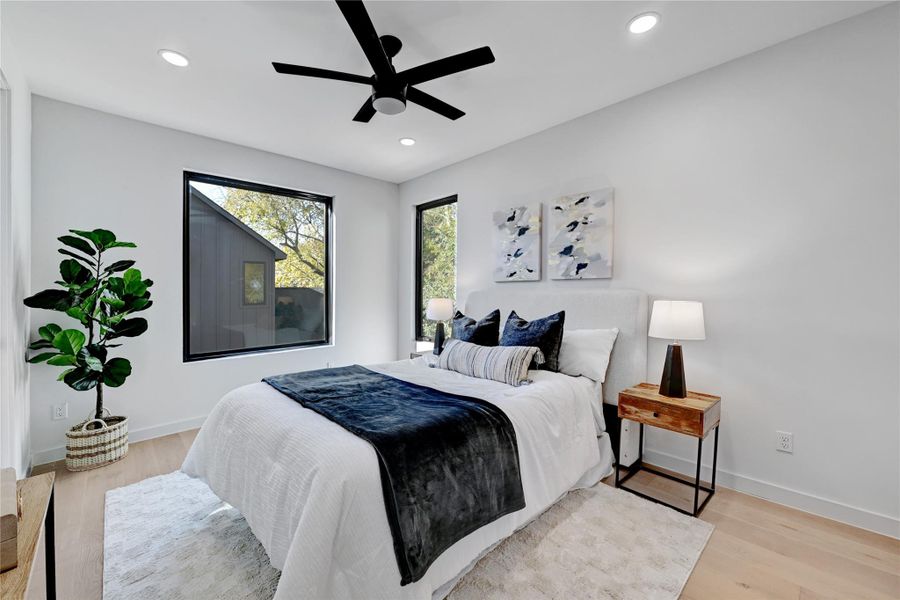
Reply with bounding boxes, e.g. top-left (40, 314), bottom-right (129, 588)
top-left (500, 310), bottom-right (566, 372)
top-left (452, 309), bottom-right (501, 346)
